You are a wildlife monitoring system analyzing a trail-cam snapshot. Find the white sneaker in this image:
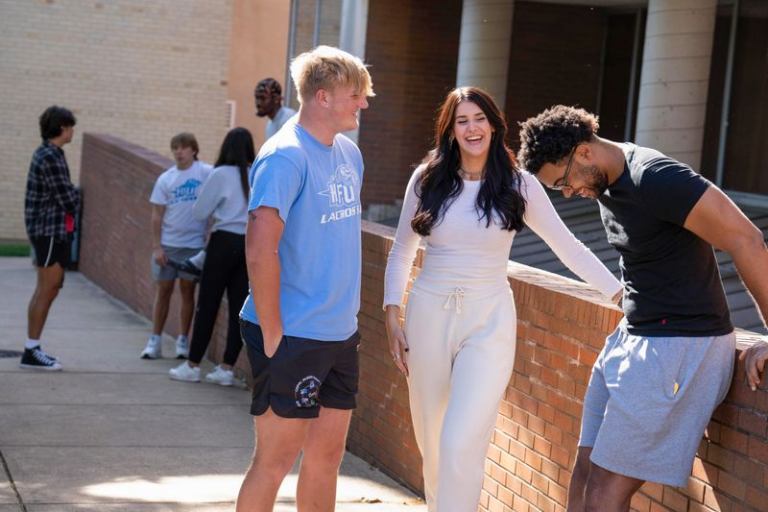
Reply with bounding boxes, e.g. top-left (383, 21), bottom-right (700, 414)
top-left (175, 336), bottom-right (189, 359)
top-left (205, 365), bottom-right (234, 386)
top-left (140, 337), bottom-right (162, 359)
top-left (169, 361), bottom-right (200, 382)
